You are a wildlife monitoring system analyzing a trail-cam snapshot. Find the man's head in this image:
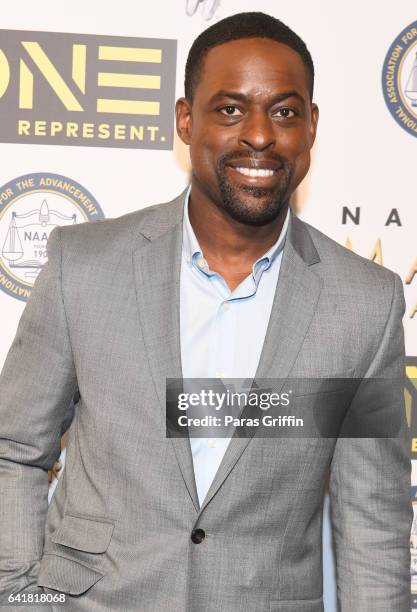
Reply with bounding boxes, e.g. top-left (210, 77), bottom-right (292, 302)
top-left (184, 12), bottom-right (315, 103)
top-left (176, 12), bottom-right (319, 226)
